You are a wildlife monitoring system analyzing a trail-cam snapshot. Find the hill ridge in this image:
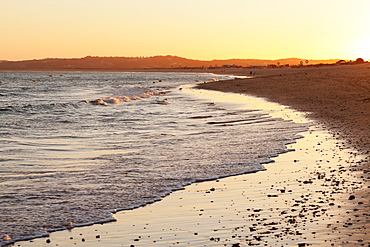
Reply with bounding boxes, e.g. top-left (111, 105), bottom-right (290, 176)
top-left (0, 55), bottom-right (339, 70)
